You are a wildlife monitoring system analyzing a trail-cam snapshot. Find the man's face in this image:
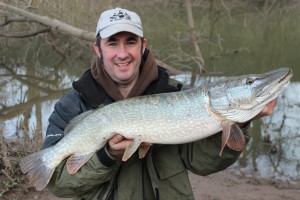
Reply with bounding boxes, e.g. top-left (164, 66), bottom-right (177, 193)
top-left (94, 32), bottom-right (147, 86)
